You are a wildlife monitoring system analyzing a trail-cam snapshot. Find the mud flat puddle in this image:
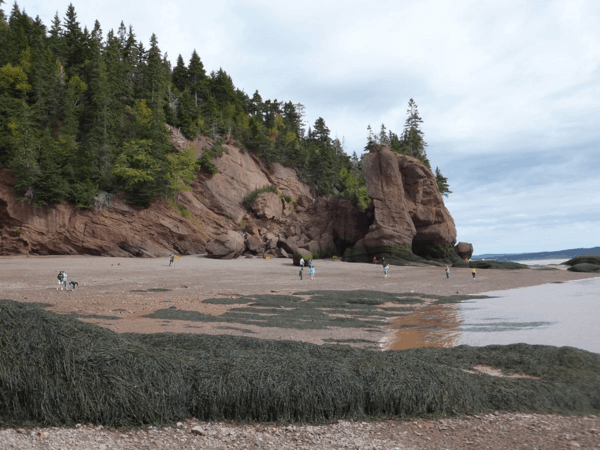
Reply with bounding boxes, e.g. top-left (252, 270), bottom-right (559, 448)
top-left (385, 277), bottom-right (600, 353)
